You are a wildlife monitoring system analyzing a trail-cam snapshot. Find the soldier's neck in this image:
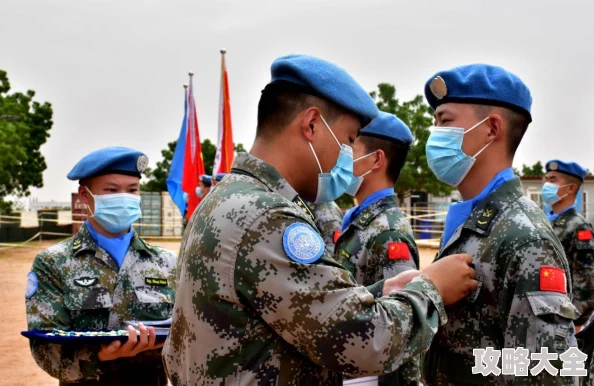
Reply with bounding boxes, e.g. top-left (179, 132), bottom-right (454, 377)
top-left (552, 198), bottom-right (575, 214)
top-left (355, 179), bottom-right (393, 204)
